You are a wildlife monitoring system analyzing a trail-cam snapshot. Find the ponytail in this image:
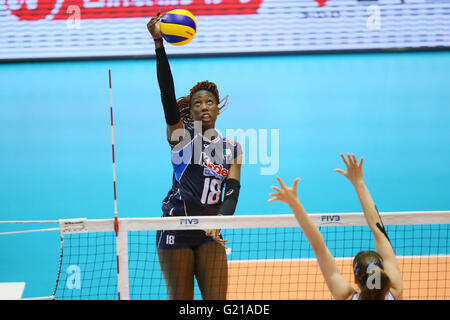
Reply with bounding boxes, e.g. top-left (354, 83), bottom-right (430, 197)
top-left (353, 251), bottom-right (391, 300)
top-left (358, 265), bottom-right (391, 300)
top-left (176, 96), bottom-right (194, 129)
